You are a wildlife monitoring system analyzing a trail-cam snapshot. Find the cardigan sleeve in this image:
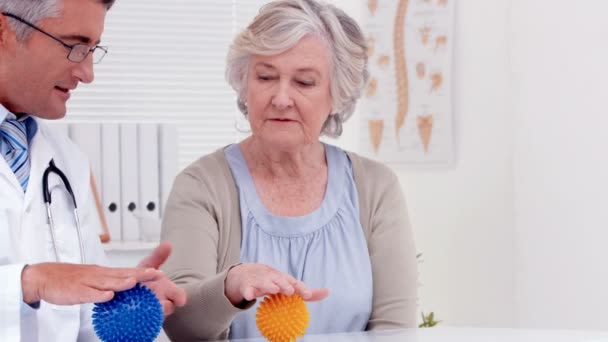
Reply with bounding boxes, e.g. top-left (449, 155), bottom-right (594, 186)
top-left (367, 171), bottom-right (418, 330)
top-left (350, 154), bottom-right (418, 330)
top-left (161, 160), bottom-right (252, 341)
